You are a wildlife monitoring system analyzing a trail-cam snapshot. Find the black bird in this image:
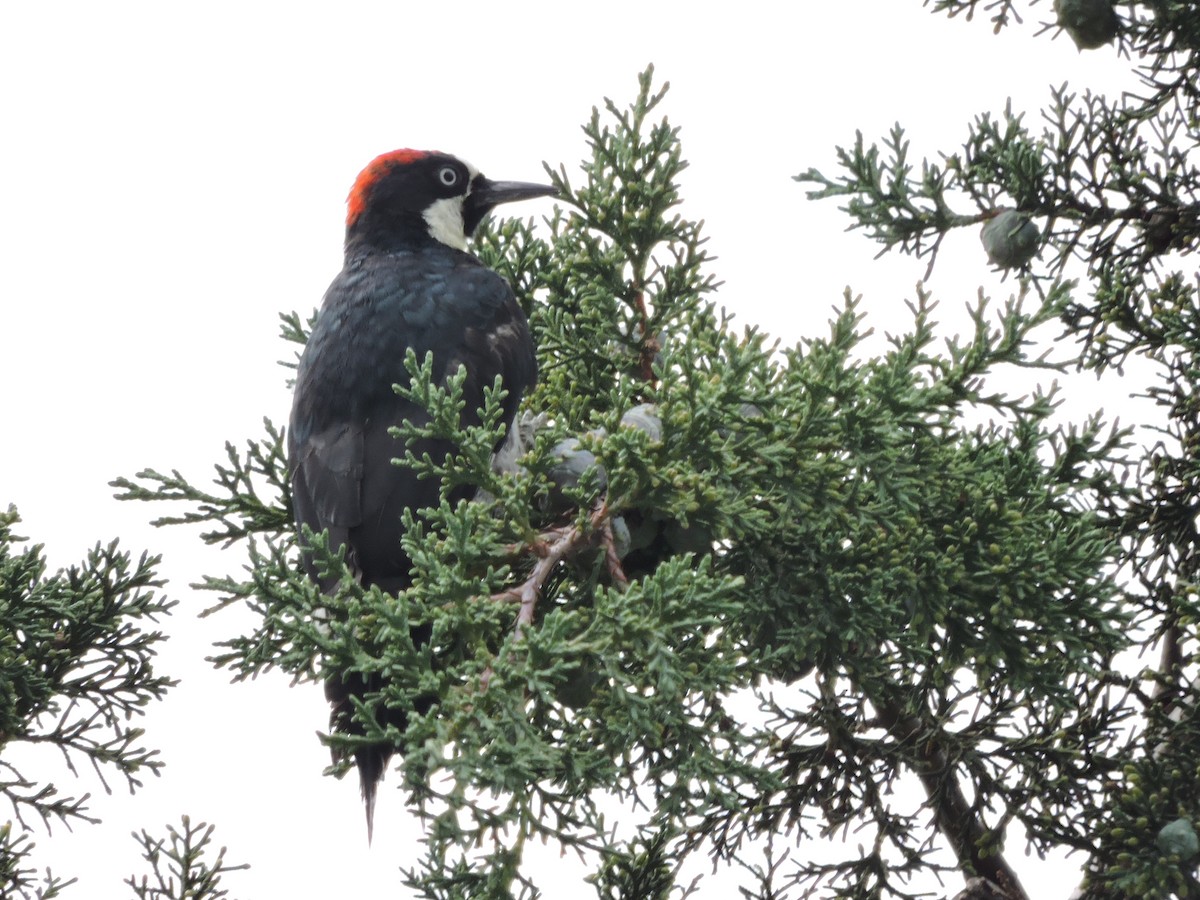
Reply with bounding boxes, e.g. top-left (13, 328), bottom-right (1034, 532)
top-left (288, 149), bottom-right (554, 838)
